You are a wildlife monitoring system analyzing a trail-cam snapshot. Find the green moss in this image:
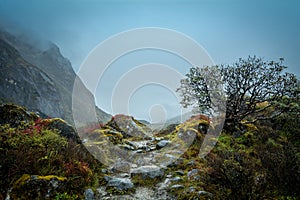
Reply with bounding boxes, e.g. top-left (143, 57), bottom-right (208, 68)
top-left (174, 119), bottom-right (209, 134)
top-left (0, 104), bottom-right (38, 127)
top-left (10, 174), bottom-right (69, 200)
top-left (13, 174), bottom-right (67, 188)
top-left (132, 118), bottom-right (146, 127)
top-left (13, 174), bottom-right (31, 187)
top-left (91, 128), bottom-right (123, 144)
top-left (243, 123), bottom-right (258, 132)
top-left (37, 175), bottom-right (67, 181)
top-left (42, 118), bottom-right (68, 125)
top-left (54, 192), bottom-right (79, 200)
